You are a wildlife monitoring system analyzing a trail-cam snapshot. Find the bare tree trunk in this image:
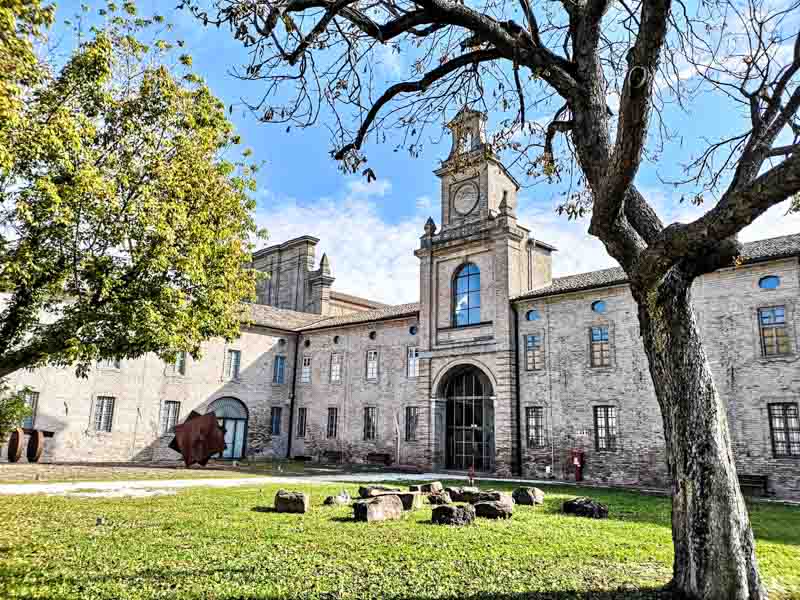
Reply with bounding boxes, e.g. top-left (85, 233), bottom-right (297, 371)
top-left (633, 268), bottom-right (766, 600)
